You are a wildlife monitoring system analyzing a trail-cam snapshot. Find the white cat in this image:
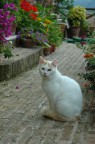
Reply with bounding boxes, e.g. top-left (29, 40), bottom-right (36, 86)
top-left (39, 56), bottom-right (83, 121)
